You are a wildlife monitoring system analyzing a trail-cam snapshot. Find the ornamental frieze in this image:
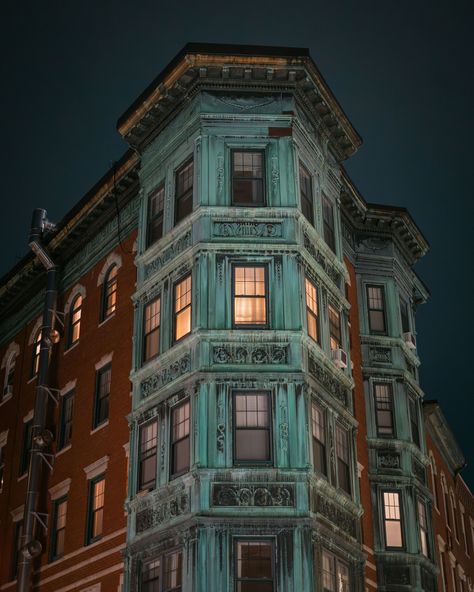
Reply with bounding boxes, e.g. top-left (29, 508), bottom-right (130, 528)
top-left (212, 483), bottom-right (294, 507)
top-left (213, 221), bottom-right (282, 239)
top-left (145, 231), bottom-right (192, 278)
top-left (212, 343), bottom-right (288, 366)
top-left (140, 355), bottom-right (191, 398)
top-left (377, 452), bottom-right (400, 470)
top-left (314, 495), bottom-right (357, 538)
top-left (136, 491), bottom-right (189, 533)
top-left (307, 355), bottom-right (348, 406)
top-left (369, 346), bottom-right (392, 364)
top-left (303, 233), bottom-right (341, 285)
